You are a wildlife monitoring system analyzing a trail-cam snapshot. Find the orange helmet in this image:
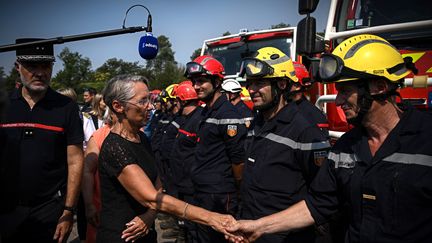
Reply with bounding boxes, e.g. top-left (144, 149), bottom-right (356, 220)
top-left (185, 55), bottom-right (225, 79)
top-left (175, 82), bottom-right (198, 101)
